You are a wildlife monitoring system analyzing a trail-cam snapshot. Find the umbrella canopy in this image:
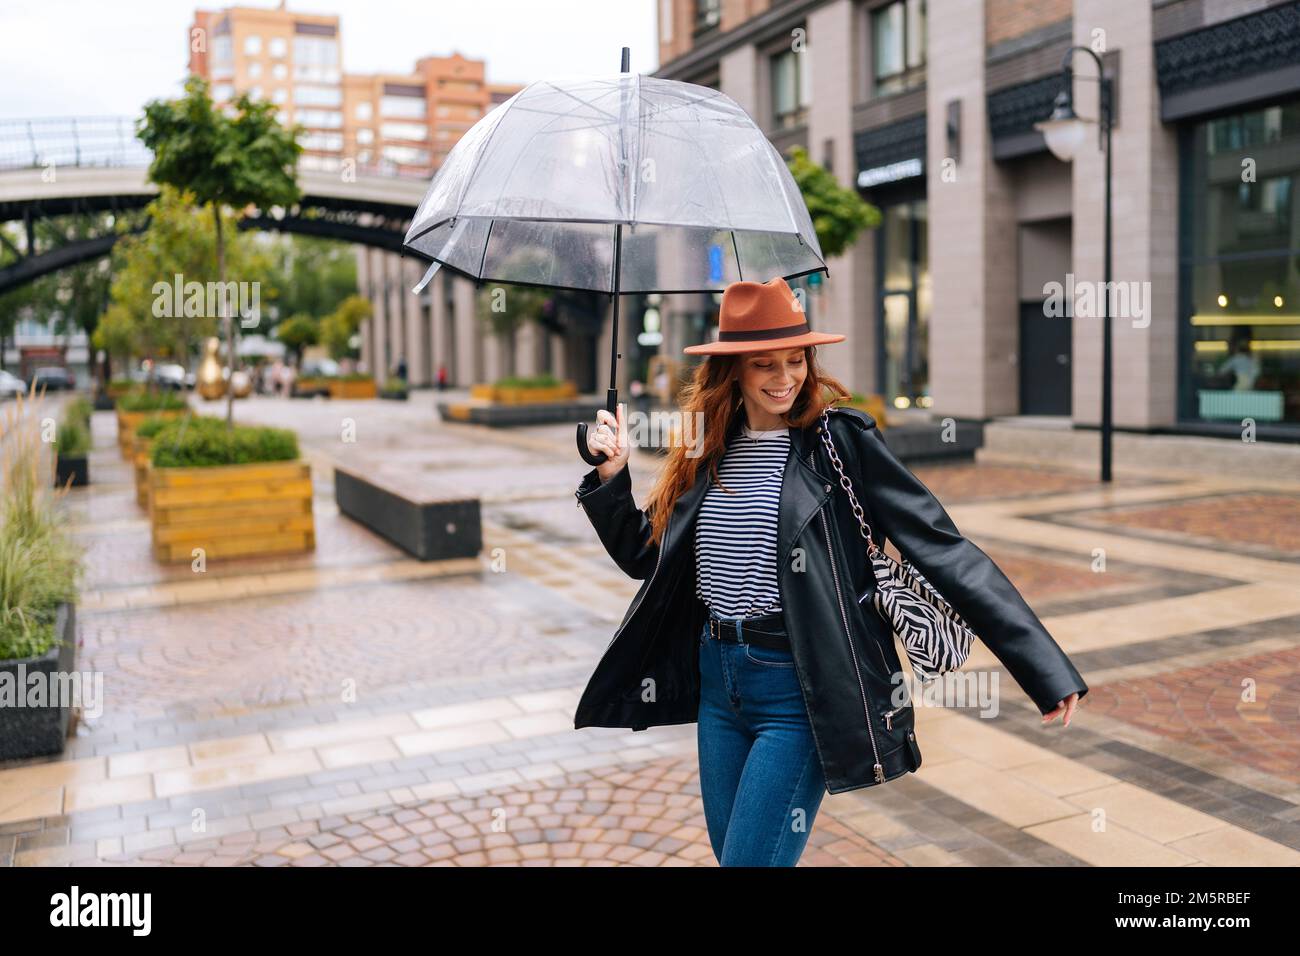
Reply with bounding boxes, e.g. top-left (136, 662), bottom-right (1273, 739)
top-left (402, 73), bottom-right (827, 294)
